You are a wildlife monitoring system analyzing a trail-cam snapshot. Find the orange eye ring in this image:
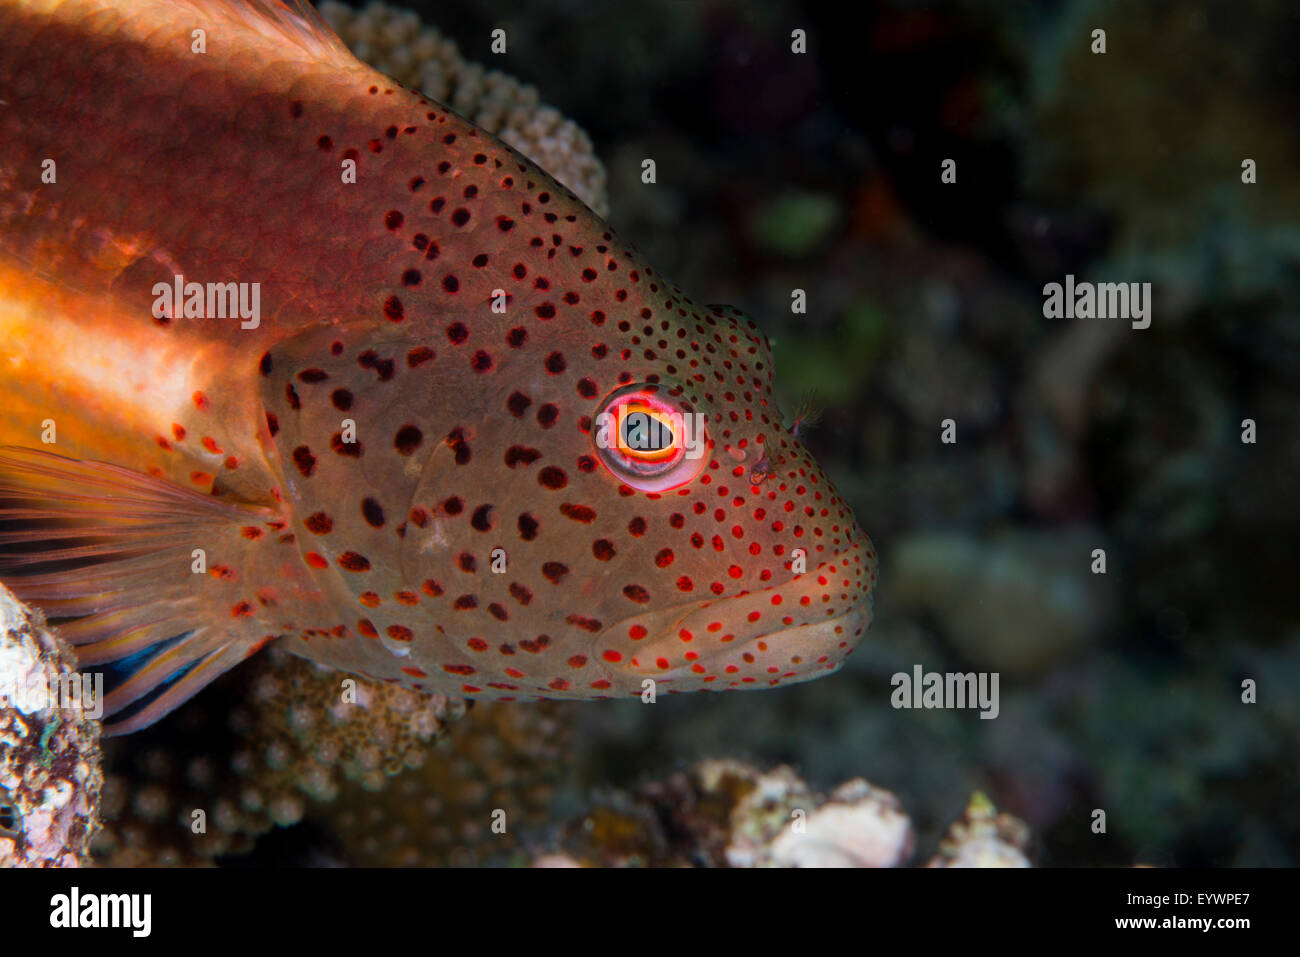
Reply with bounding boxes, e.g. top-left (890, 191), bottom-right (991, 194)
top-left (592, 384), bottom-right (709, 492)
top-left (615, 403), bottom-right (680, 463)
